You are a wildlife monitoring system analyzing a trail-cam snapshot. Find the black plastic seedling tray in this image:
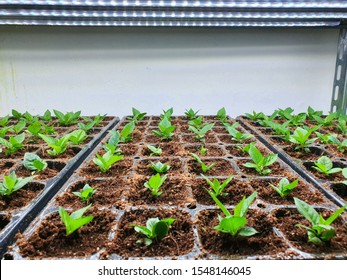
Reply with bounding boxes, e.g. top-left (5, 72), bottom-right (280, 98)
top-left (0, 116), bottom-right (119, 258)
top-left (4, 116), bottom-right (346, 260)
